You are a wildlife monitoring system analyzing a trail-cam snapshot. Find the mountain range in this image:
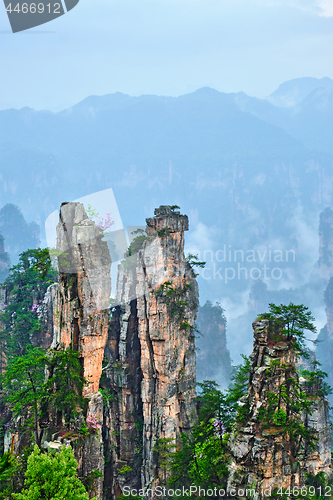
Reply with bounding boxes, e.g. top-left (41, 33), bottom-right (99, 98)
top-left (1, 76), bottom-right (333, 361)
